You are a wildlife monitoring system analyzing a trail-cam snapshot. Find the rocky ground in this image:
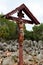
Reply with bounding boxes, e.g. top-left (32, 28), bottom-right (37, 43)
top-left (0, 39), bottom-right (43, 65)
